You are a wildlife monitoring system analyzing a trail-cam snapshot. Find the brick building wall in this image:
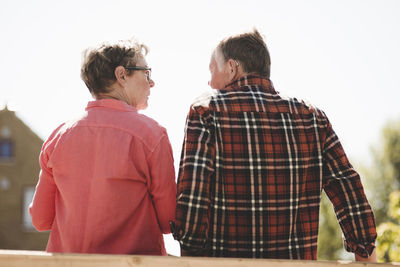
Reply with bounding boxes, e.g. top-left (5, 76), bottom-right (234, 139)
top-left (0, 106), bottom-right (49, 250)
